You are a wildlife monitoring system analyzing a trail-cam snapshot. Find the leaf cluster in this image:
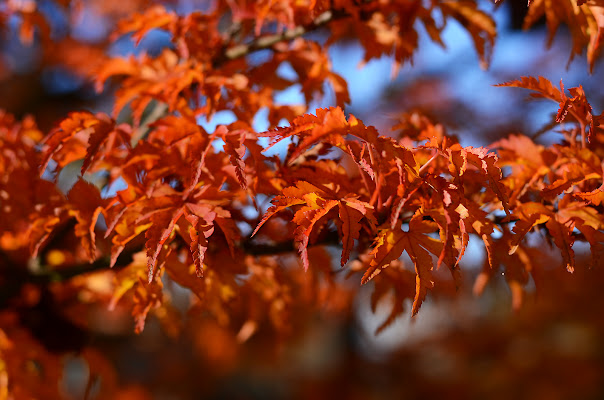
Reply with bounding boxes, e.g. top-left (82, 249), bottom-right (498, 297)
top-left (0, 1), bottom-right (603, 397)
